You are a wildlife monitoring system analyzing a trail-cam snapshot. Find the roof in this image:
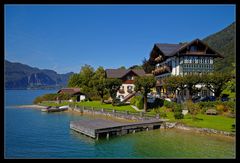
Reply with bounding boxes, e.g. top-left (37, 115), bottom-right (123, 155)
top-left (153, 38), bottom-right (223, 58)
top-left (105, 69), bottom-right (146, 78)
top-left (155, 43), bottom-right (184, 56)
top-left (57, 88), bottom-right (82, 95)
